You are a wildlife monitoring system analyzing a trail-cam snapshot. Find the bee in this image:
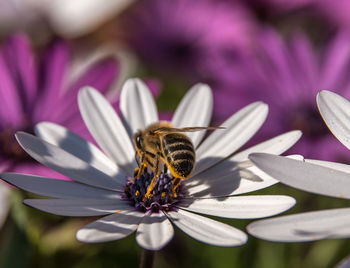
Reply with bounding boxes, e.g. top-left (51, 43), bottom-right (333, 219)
top-left (133, 122), bottom-right (223, 199)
